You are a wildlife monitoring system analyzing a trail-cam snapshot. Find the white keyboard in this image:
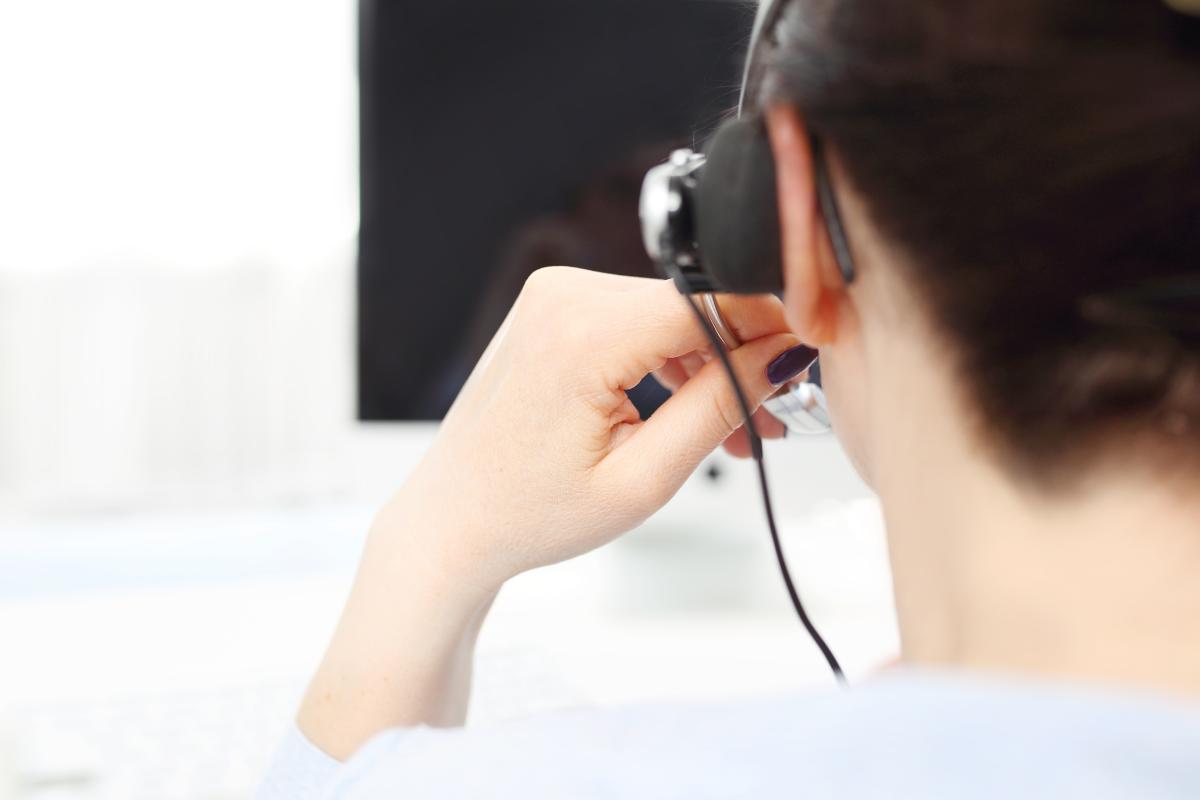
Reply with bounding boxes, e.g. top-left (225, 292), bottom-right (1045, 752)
top-left (7, 683), bottom-right (301, 800)
top-left (3, 645), bottom-right (588, 800)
